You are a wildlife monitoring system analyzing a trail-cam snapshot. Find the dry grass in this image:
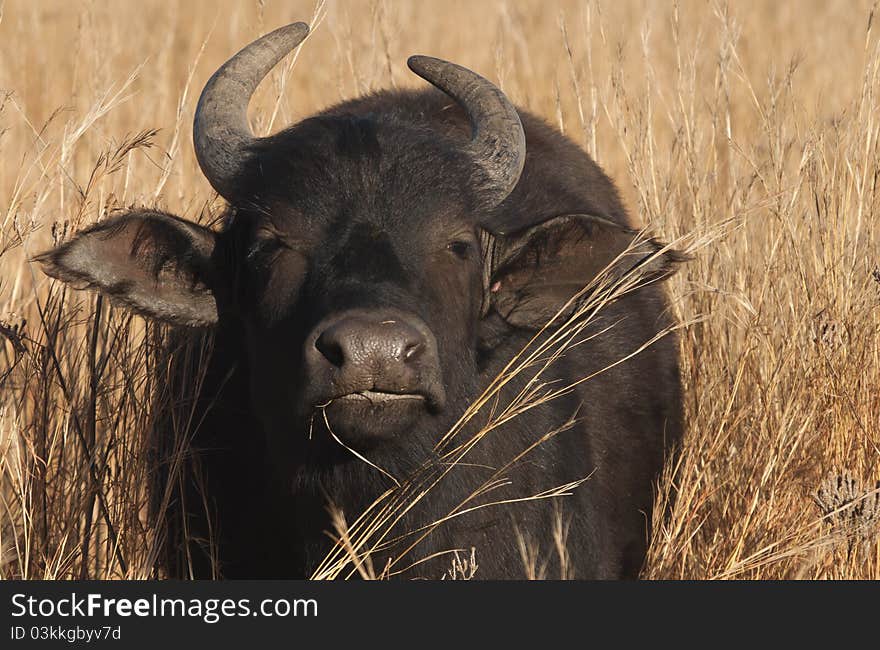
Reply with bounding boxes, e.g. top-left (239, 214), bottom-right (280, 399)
top-left (0, 0), bottom-right (878, 579)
